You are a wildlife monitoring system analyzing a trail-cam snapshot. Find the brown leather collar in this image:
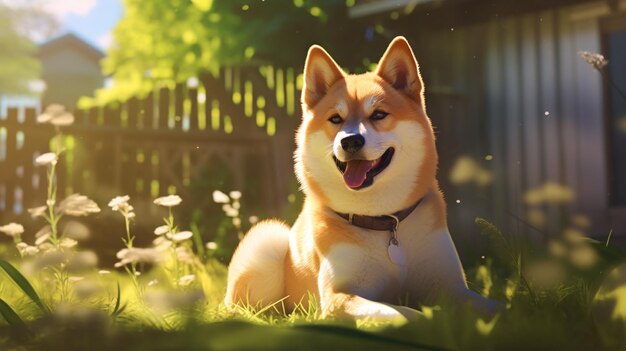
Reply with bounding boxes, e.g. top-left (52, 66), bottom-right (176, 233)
top-left (334, 198), bottom-right (424, 232)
